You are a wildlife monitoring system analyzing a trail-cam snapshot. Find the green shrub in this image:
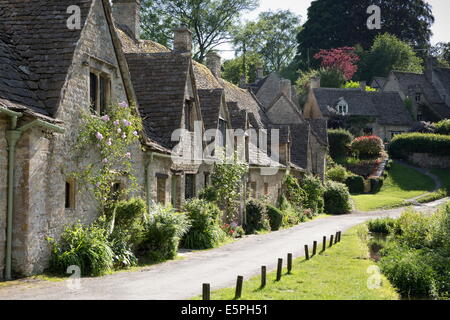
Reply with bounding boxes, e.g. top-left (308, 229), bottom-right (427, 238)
top-left (380, 245), bottom-right (438, 297)
top-left (182, 199), bottom-right (227, 250)
top-left (109, 237), bottom-right (138, 269)
top-left (300, 175), bottom-right (325, 214)
top-left (389, 133), bottom-right (450, 159)
top-left (48, 223), bottom-right (114, 277)
top-left (244, 199), bottom-right (270, 234)
top-left (279, 195), bottom-right (305, 223)
top-left (328, 129), bottom-right (354, 159)
top-left (369, 176), bottom-right (384, 193)
top-left (111, 198), bottom-right (147, 247)
top-left (345, 175), bottom-right (365, 194)
top-left (282, 174), bottom-right (307, 210)
top-left (139, 205), bottom-right (190, 262)
top-left (367, 217), bottom-right (398, 234)
top-left (267, 205), bottom-right (284, 231)
top-left (416, 189), bottom-right (448, 204)
top-left (326, 165), bottom-right (348, 183)
top-left (323, 181), bottom-right (352, 215)
top-left (198, 187), bottom-right (218, 202)
top-left (350, 135), bottom-right (384, 158)
top-left (434, 119), bottom-right (450, 135)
